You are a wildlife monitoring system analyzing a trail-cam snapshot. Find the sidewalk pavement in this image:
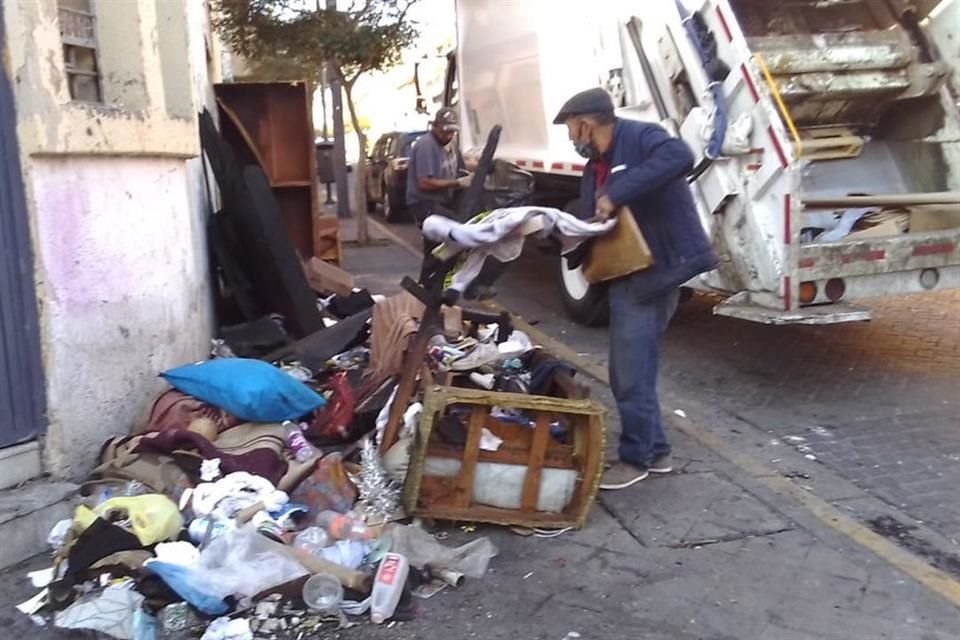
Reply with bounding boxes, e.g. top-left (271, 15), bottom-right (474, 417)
top-left (1, 218), bottom-right (957, 639)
